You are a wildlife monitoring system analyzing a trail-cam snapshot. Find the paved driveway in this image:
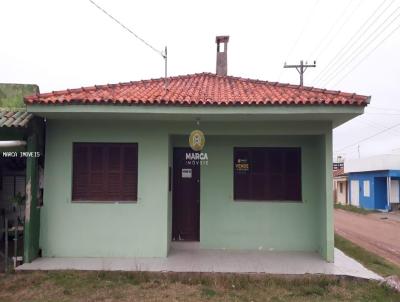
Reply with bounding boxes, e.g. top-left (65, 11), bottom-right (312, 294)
top-left (335, 209), bottom-right (400, 266)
